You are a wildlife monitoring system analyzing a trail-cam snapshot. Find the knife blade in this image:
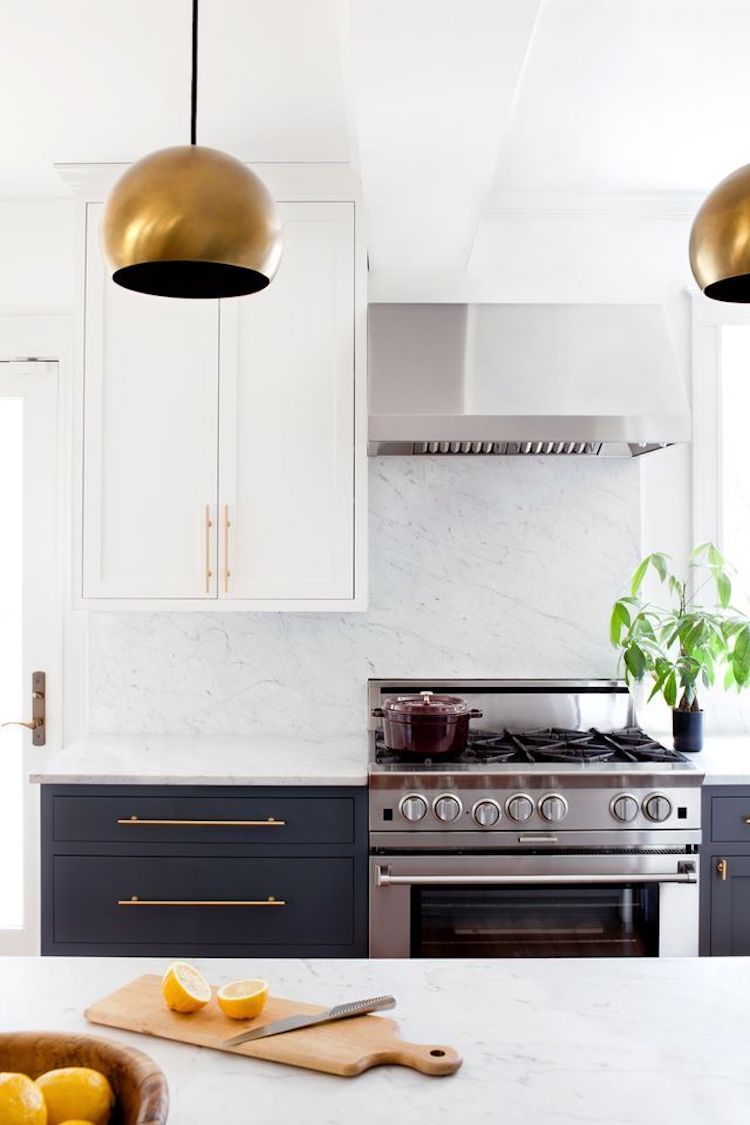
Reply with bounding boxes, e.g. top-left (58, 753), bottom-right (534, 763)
top-left (222, 994), bottom-right (397, 1047)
